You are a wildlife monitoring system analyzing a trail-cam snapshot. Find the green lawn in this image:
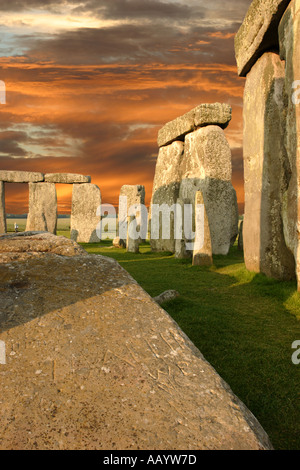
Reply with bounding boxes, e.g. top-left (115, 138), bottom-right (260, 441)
top-left (78, 239), bottom-right (300, 450)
